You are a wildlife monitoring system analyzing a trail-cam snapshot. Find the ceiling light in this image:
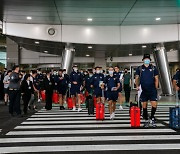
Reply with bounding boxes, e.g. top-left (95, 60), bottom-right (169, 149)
top-left (27, 16), bottom-right (32, 20)
top-left (44, 51), bottom-right (48, 53)
top-left (35, 41), bottom-right (39, 44)
top-left (88, 46), bottom-right (92, 49)
top-left (155, 17), bottom-right (161, 21)
top-left (87, 18), bottom-right (93, 22)
top-left (129, 54), bottom-right (132, 56)
top-left (142, 45), bottom-right (147, 48)
top-left (86, 54), bottom-right (90, 57)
